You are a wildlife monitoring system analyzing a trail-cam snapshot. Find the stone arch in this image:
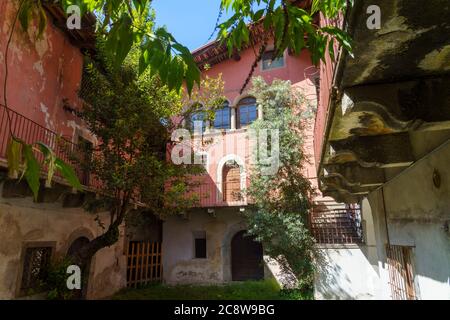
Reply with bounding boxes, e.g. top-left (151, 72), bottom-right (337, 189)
top-left (216, 154), bottom-right (246, 202)
top-left (231, 93), bottom-right (254, 108)
top-left (64, 227), bottom-right (96, 299)
top-left (222, 221), bottom-right (247, 282)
